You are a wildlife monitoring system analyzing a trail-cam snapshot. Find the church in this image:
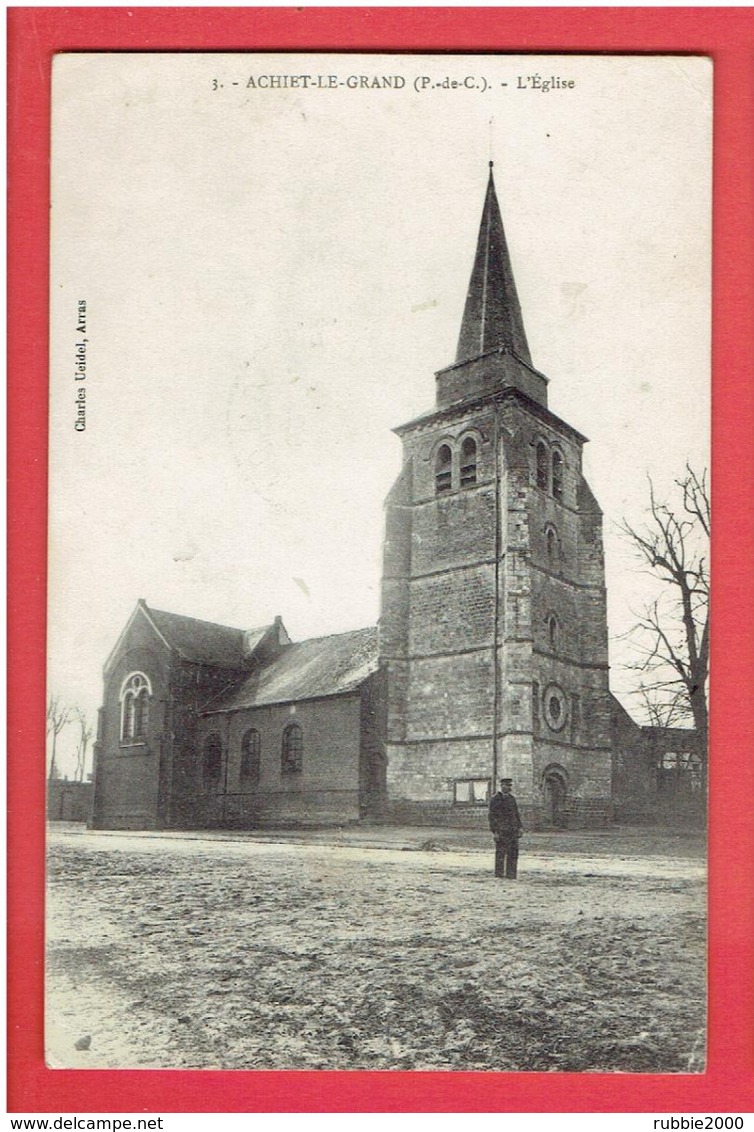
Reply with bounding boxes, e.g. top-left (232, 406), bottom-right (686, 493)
top-left (90, 165), bottom-right (683, 832)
